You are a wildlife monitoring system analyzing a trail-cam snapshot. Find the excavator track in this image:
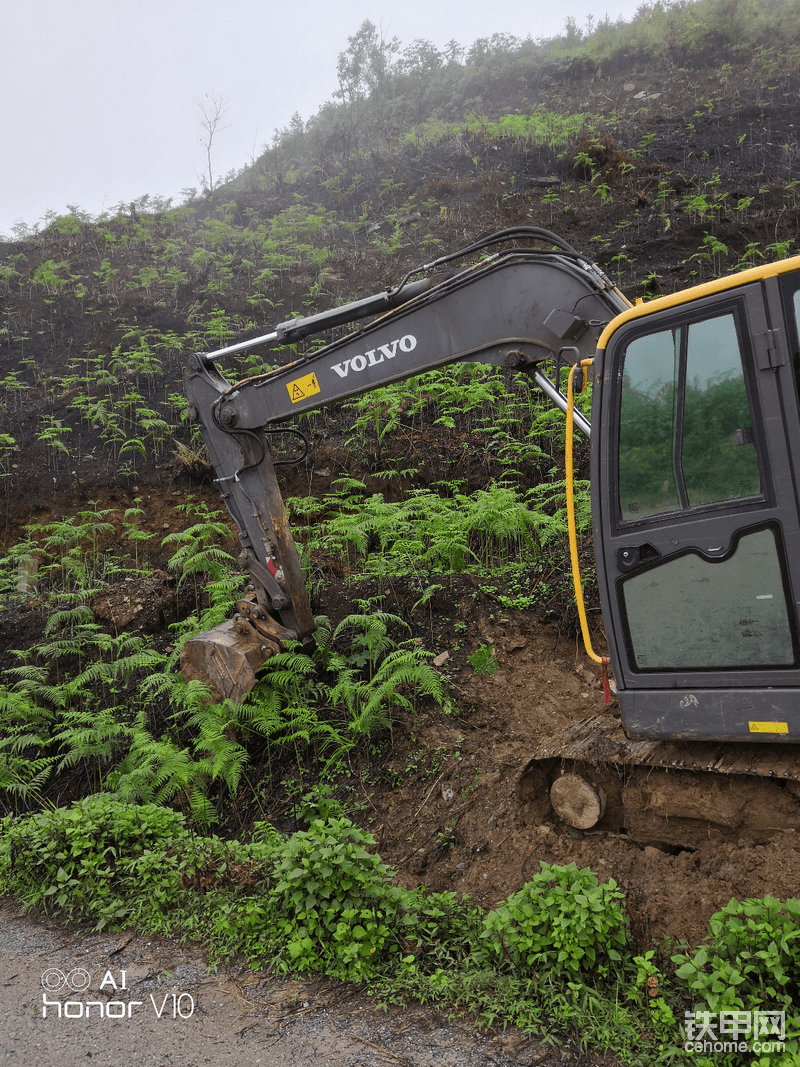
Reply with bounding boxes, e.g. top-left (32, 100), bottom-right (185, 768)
top-left (519, 715), bottom-right (800, 849)
top-left (527, 714), bottom-right (800, 778)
